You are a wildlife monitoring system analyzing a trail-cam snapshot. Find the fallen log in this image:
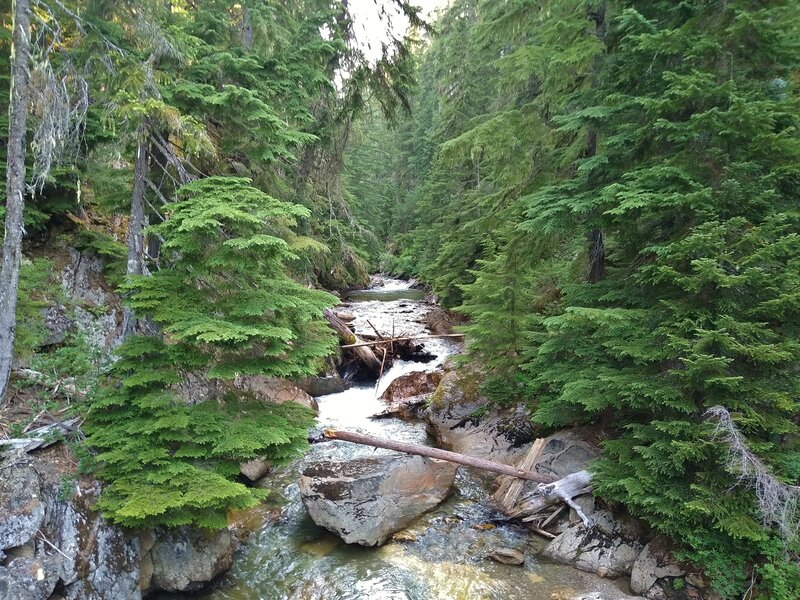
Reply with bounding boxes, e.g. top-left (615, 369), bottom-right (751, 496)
top-left (340, 334), bottom-right (464, 349)
top-left (324, 309), bottom-right (382, 373)
top-left (0, 417), bottom-right (82, 453)
top-left (322, 428), bottom-right (557, 484)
